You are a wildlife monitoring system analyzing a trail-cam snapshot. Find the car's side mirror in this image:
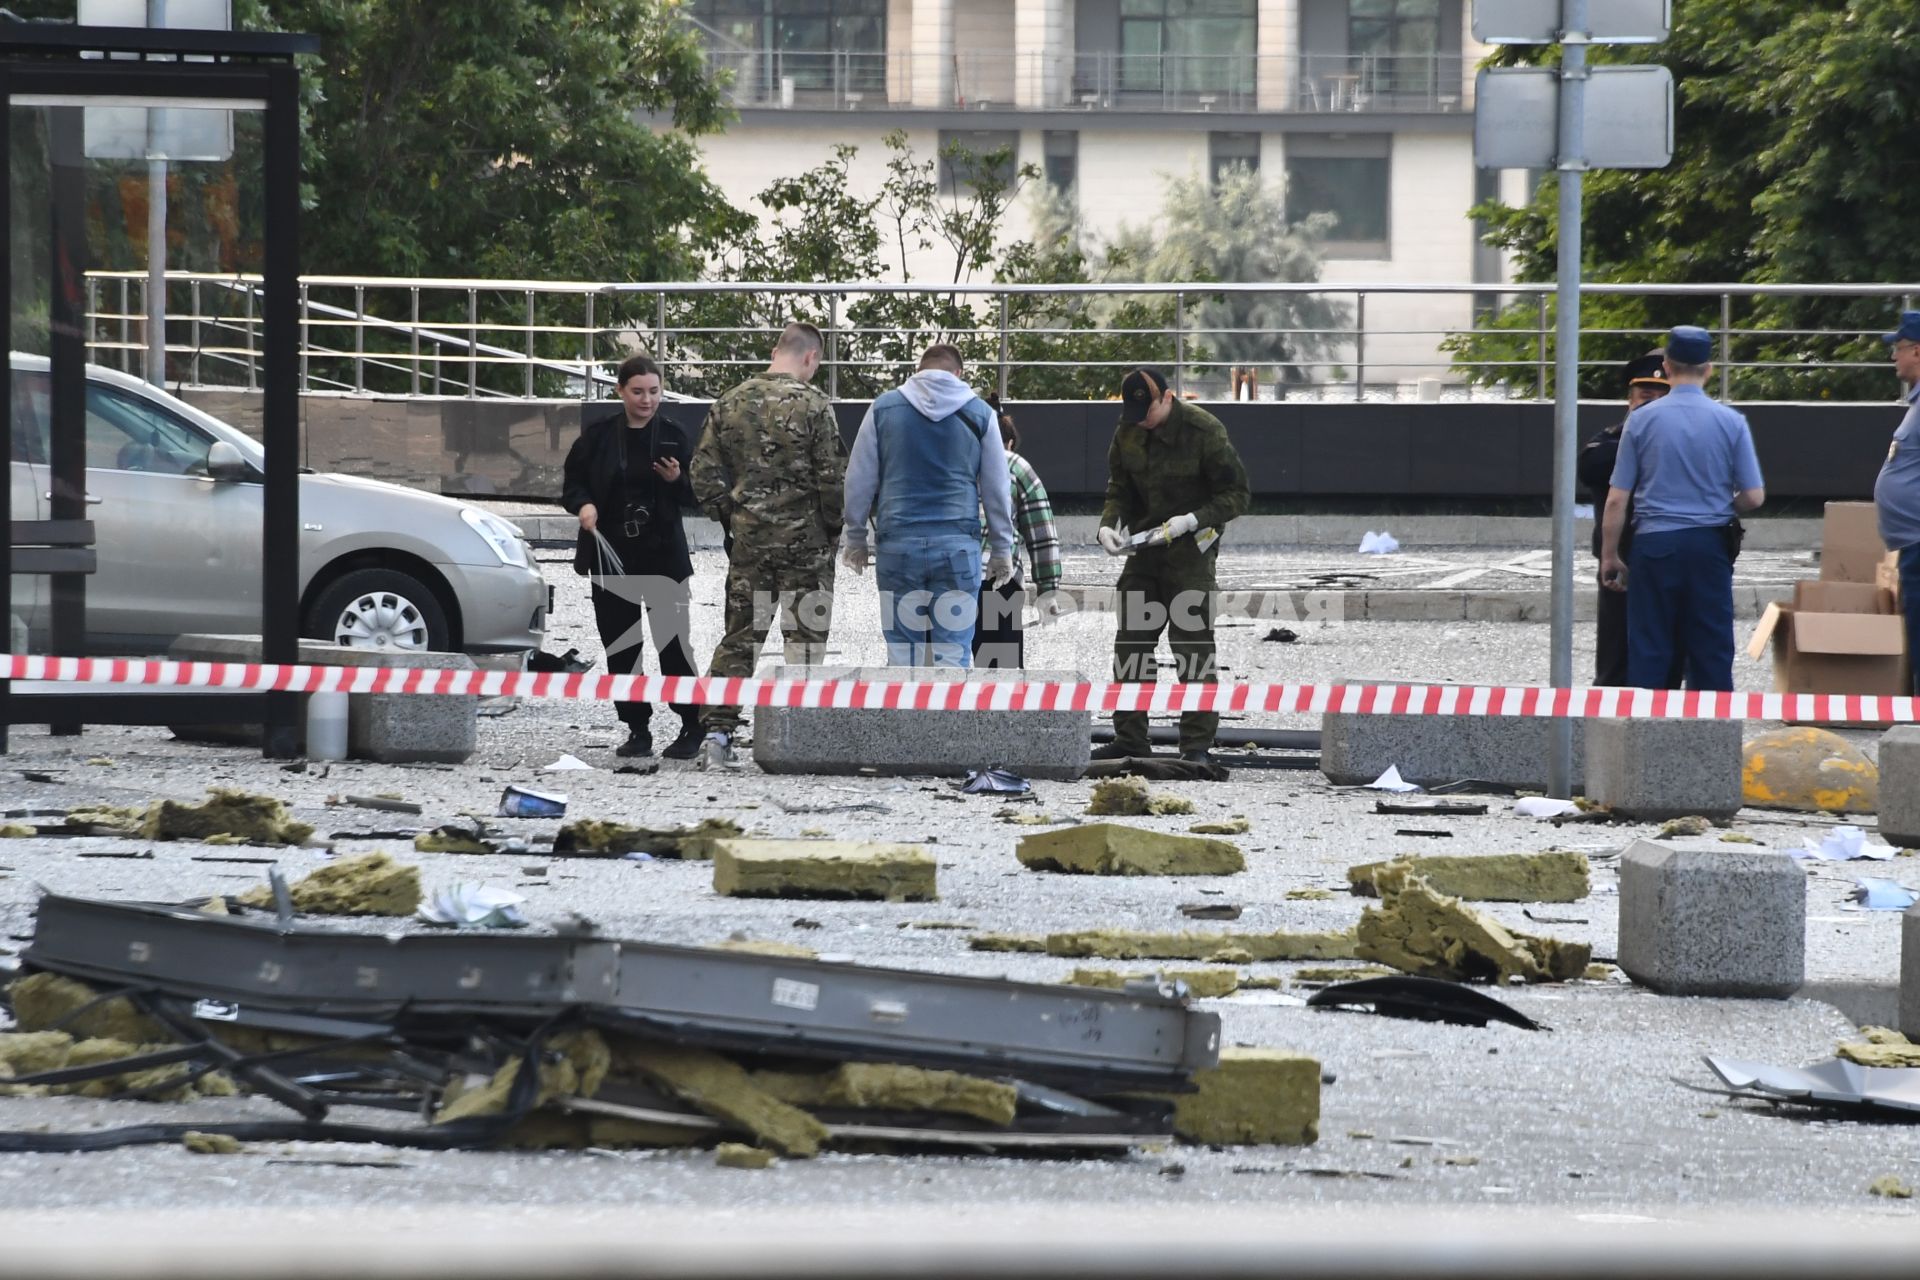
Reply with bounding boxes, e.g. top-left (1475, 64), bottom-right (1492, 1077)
top-left (206, 440), bottom-right (251, 482)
